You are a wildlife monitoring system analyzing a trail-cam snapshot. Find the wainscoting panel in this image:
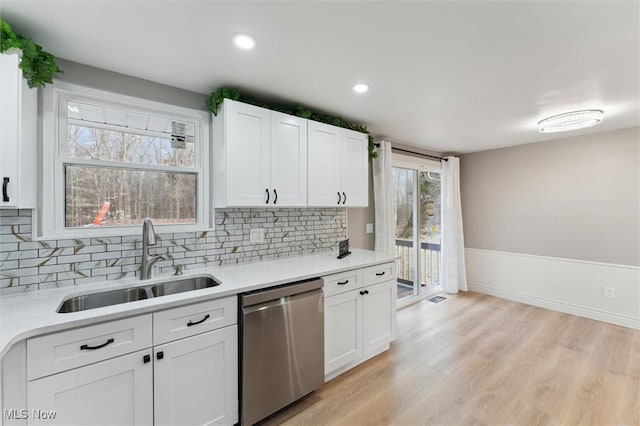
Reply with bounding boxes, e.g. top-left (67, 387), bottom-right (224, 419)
top-left (465, 248), bottom-right (640, 329)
